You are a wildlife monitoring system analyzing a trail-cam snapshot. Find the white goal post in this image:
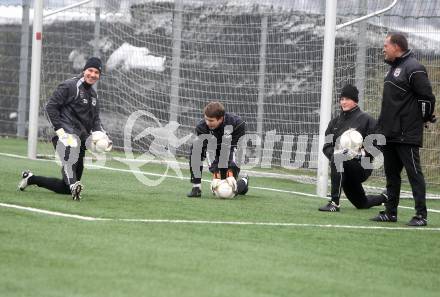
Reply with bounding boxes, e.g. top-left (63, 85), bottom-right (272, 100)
top-left (27, 0), bottom-right (94, 159)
